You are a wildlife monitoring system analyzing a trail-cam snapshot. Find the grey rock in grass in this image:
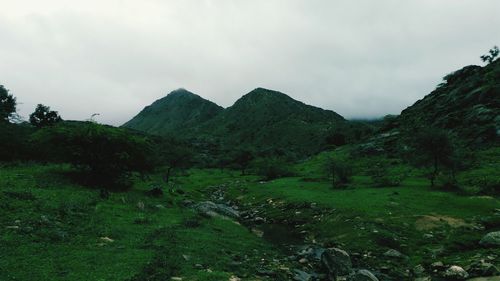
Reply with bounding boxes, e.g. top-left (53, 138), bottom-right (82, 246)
top-left (383, 249), bottom-right (407, 259)
top-left (349, 269), bottom-right (379, 281)
top-left (480, 231), bottom-right (500, 247)
top-left (321, 247), bottom-right (352, 277)
top-left (443, 266), bottom-right (469, 280)
top-left (193, 201), bottom-right (240, 219)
